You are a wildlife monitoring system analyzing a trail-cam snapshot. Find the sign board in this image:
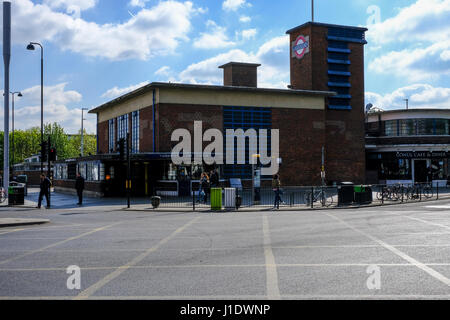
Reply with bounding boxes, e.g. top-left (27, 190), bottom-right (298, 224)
top-left (292, 35), bottom-right (310, 60)
top-left (229, 178), bottom-right (242, 190)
